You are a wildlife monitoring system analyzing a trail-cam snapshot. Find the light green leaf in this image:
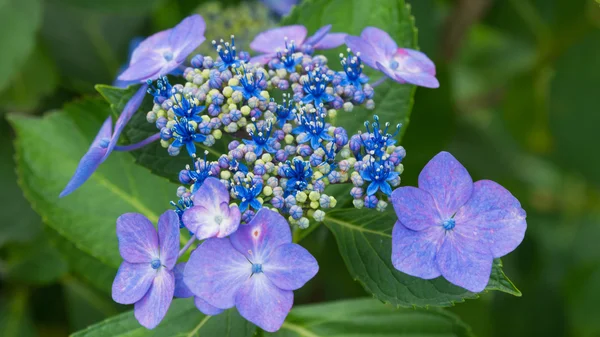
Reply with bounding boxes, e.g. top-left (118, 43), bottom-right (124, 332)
top-left (324, 208), bottom-right (521, 307)
top-left (0, 0), bottom-right (41, 92)
top-left (71, 299), bottom-right (256, 337)
top-left (282, 0), bottom-right (418, 142)
top-left (266, 298), bottom-right (474, 337)
top-left (8, 98), bottom-right (178, 270)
